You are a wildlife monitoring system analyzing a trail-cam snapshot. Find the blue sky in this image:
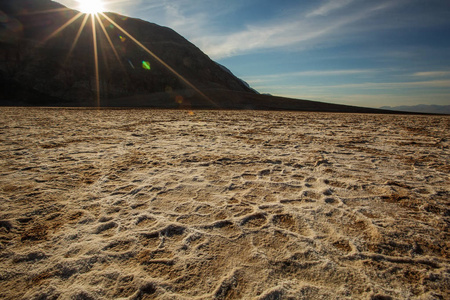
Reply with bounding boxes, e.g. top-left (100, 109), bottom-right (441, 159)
top-left (56, 0), bottom-right (450, 107)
